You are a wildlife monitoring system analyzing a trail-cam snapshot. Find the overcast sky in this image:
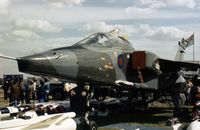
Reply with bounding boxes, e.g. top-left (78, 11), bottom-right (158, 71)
top-left (0, 0), bottom-right (200, 78)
